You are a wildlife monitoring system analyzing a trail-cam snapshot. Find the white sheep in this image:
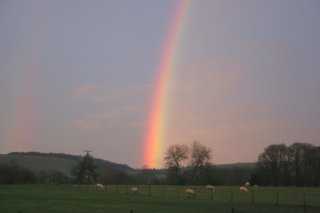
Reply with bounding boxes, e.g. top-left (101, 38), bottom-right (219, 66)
top-left (185, 188), bottom-right (195, 198)
top-left (130, 187), bottom-right (139, 193)
top-left (240, 186), bottom-right (248, 192)
top-left (96, 183), bottom-right (105, 191)
top-left (205, 185), bottom-right (215, 191)
top-left (245, 181), bottom-right (250, 186)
